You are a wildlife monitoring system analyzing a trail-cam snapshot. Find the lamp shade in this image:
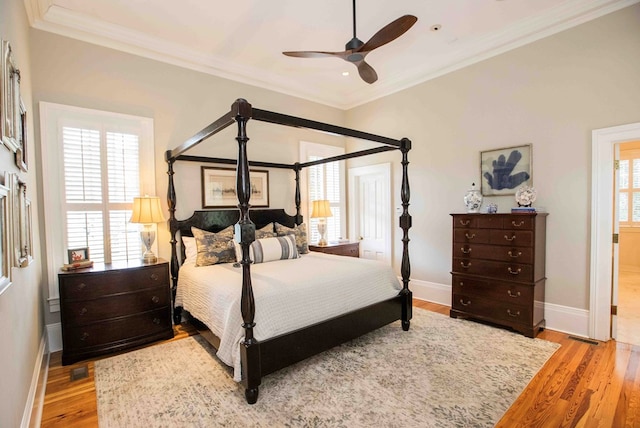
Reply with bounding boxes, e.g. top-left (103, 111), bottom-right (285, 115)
top-left (130, 196), bottom-right (166, 224)
top-left (311, 200), bottom-right (333, 218)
